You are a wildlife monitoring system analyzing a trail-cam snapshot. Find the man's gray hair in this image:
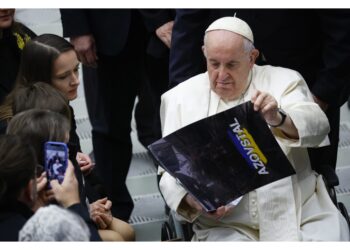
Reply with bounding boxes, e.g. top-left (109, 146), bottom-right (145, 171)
top-left (243, 38), bottom-right (255, 53)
